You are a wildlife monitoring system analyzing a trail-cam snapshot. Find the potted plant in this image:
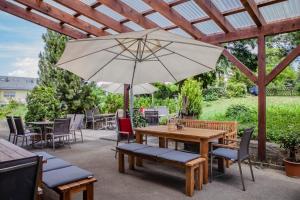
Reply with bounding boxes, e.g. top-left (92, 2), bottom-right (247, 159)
top-left (278, 126), bottom-right (300, 177)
